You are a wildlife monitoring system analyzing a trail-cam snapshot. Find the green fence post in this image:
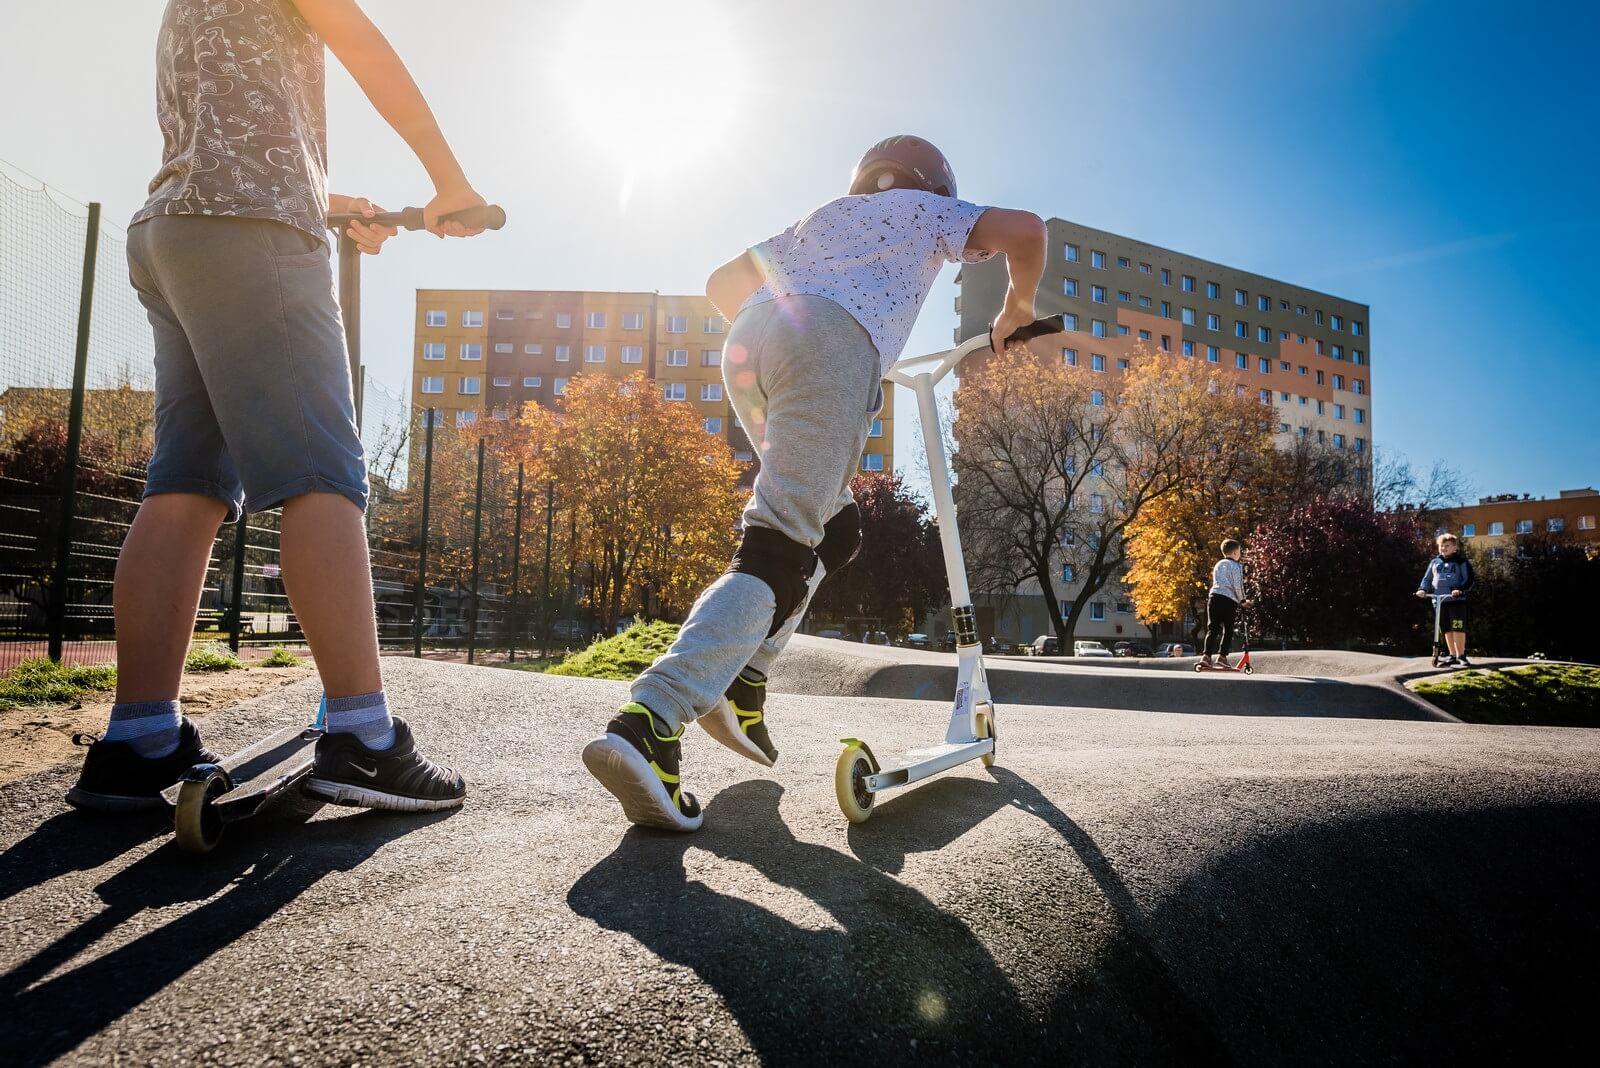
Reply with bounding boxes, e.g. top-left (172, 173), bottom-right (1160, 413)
top-left (47, 202), bottom-right (100, 663)
top-left (413, 410), bottom-right (435, 657)
top-left (508, 463), bottom-right (523, 663)
top-left (229, 514), bottom-right (247, 652)
top-left (466, 438), bottom-right (486, 665)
